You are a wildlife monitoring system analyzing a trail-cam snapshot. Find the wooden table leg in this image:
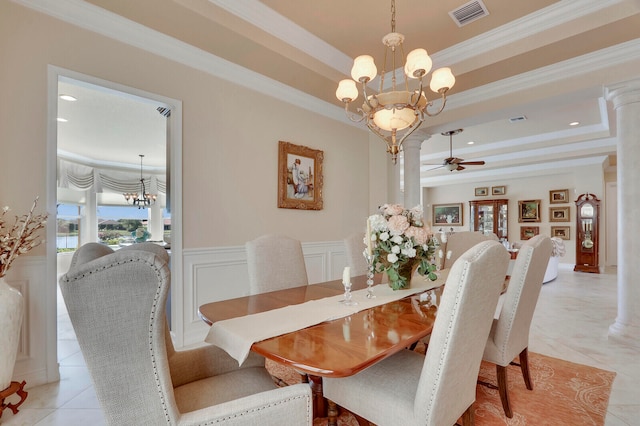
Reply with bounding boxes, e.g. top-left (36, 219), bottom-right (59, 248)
top-left (327, 399), bottom-right (339, 426)
top-left (307, 375), bottom-right (326, 419)
top-left (0, 381), bottom-right (28, 419)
